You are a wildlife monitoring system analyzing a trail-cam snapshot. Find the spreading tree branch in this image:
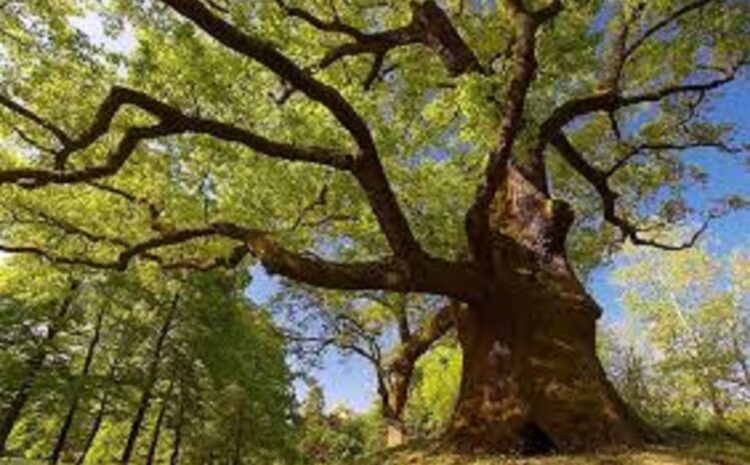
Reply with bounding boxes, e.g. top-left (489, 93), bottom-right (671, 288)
top-left (159, 0), bottom-right (425, 262)
top-left (549, 130), bottom-right (718, 251)
top-left (0, 220), bottom-right (480, 299)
